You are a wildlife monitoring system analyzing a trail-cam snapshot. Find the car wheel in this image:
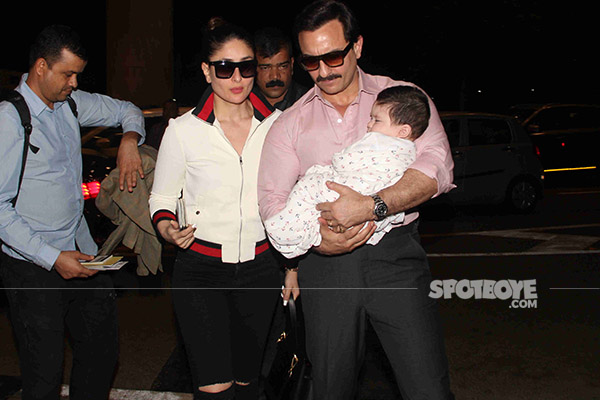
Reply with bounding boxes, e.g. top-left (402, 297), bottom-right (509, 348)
top-left (506, 178), bottom-right (540, 213)
top-left (506, 178), bottom-right (539, 213)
